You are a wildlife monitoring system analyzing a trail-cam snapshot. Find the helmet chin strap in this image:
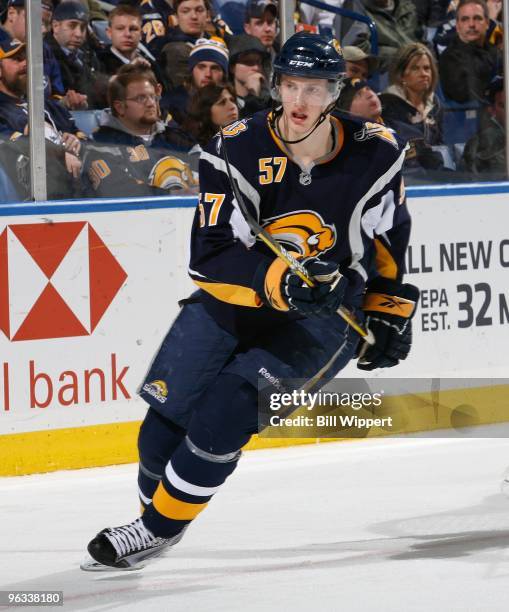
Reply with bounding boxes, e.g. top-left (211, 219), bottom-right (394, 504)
top-left (269, 99), bottom-right (338, 145)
